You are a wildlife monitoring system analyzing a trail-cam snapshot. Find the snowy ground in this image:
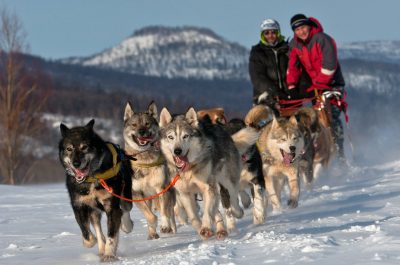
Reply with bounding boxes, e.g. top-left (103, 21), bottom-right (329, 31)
top-left (1, 161), bottom-right (400, 265)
